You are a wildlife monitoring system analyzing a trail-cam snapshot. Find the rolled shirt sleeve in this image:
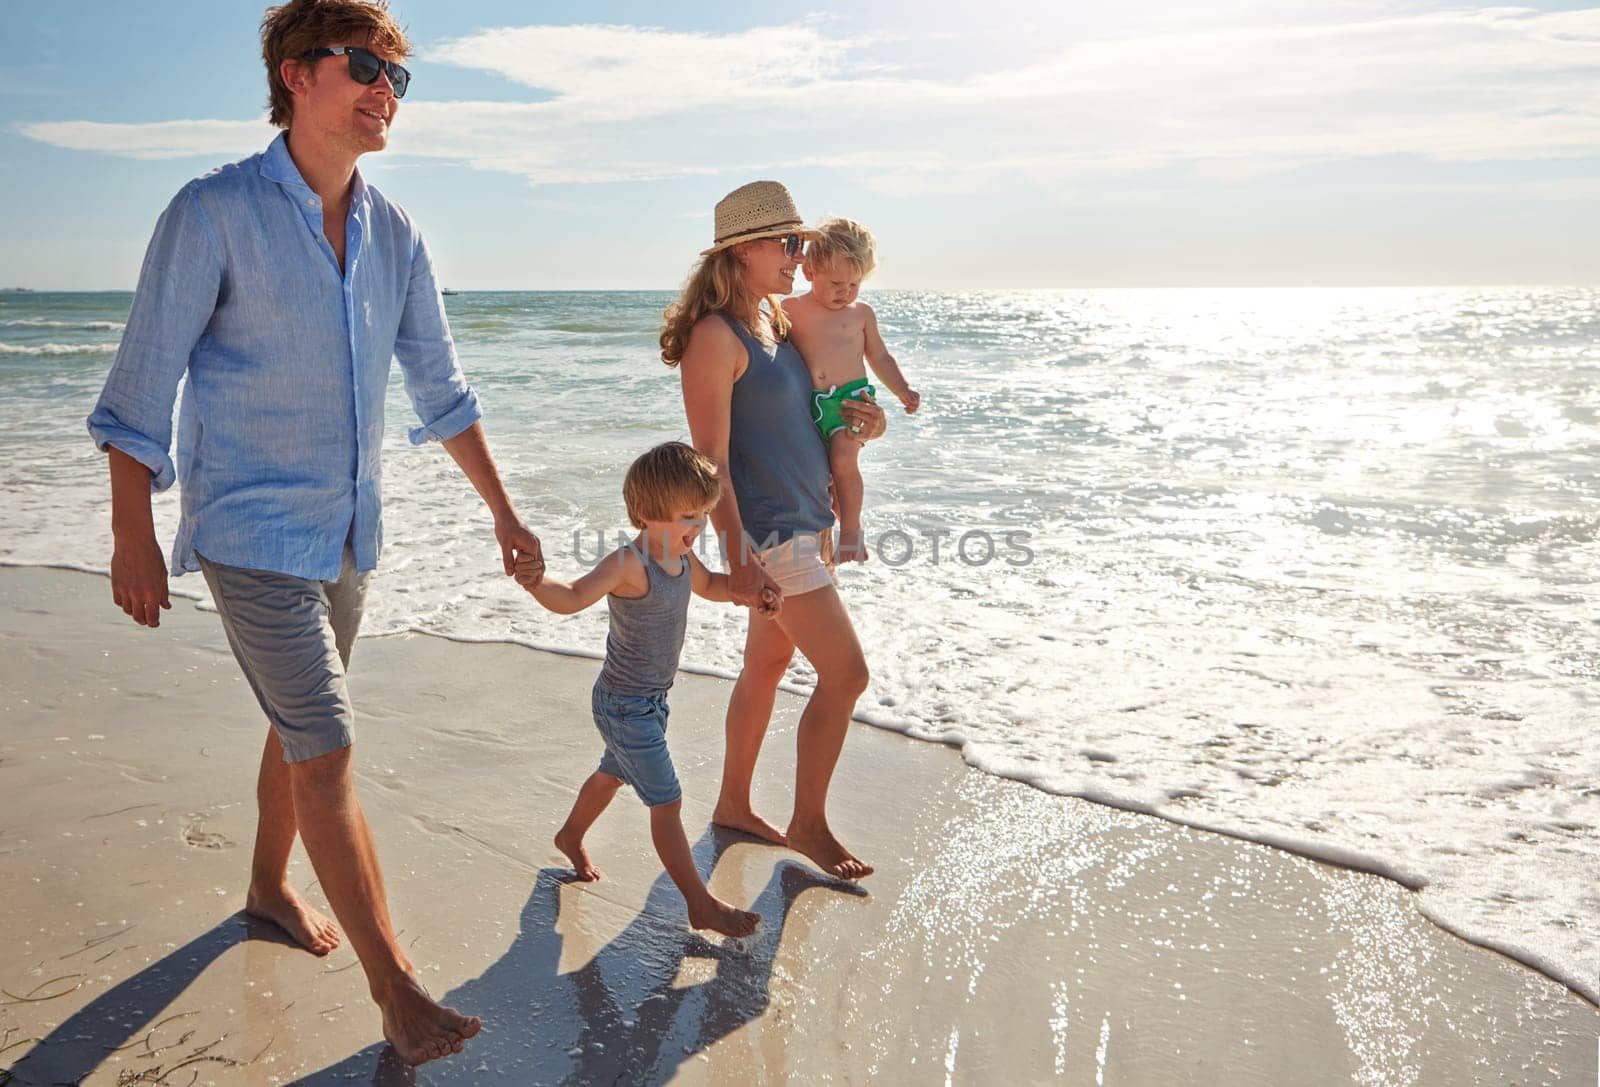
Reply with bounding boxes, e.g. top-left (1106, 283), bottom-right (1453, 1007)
top-left (395, 231), bottom-right (481, 445)
top-left (86, 184), bottom-right (223, 491)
